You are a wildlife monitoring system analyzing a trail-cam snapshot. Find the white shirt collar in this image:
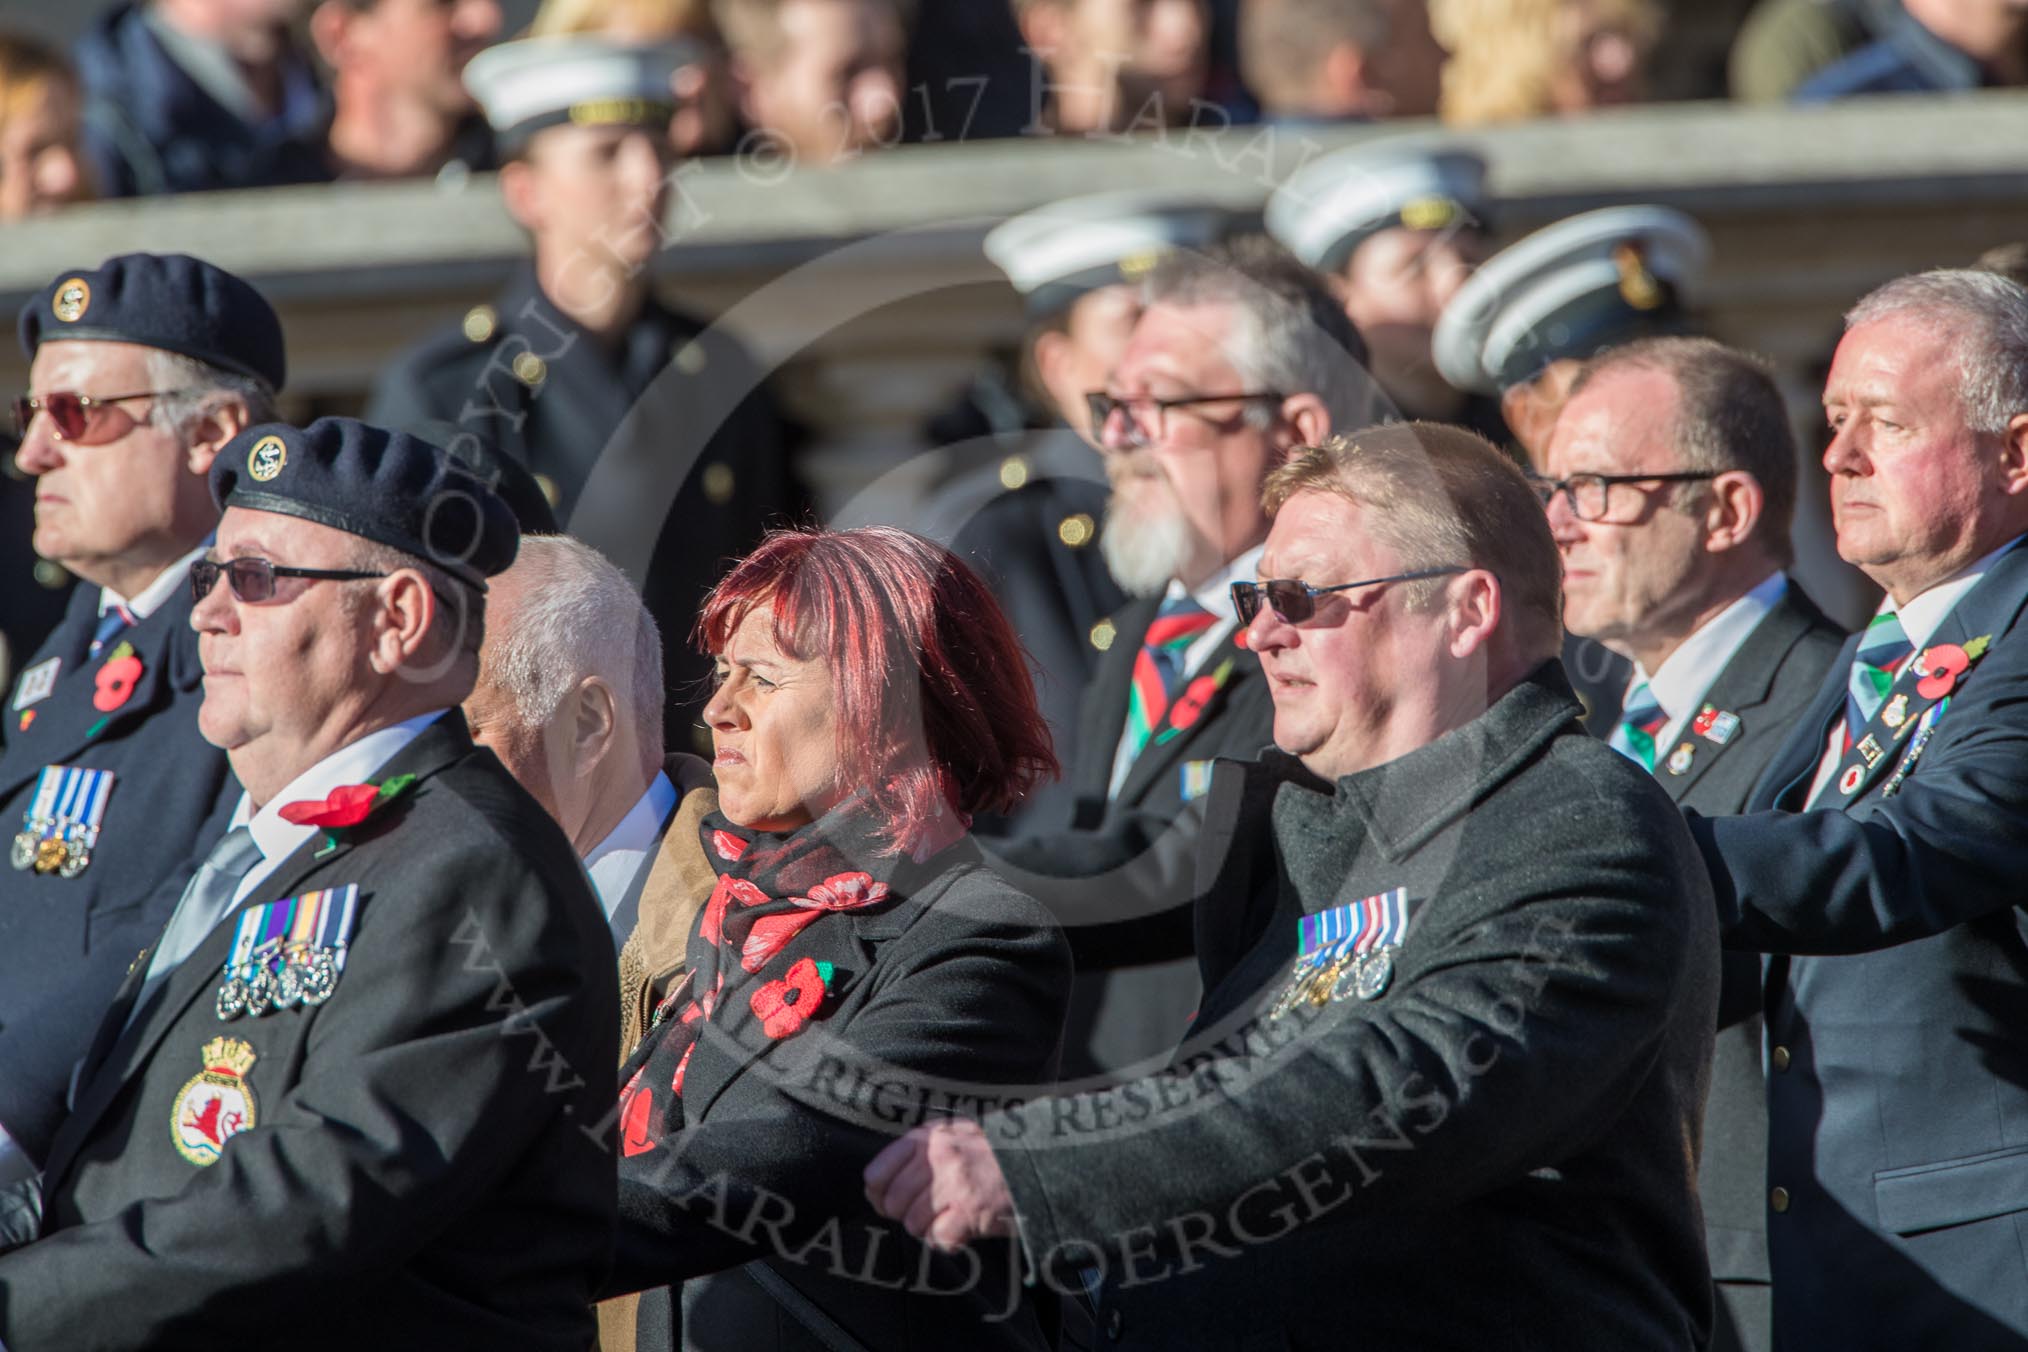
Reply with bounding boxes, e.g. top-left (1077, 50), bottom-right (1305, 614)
top-left (101, 541), bottom-right (208, 622)
top-left (1633, 571), bottom-right (1788, 727)
top-left (228, 710), bottom-right (448, 870)
top-left (585, 769), bottom-right (680, 925)
top-left (1884, 534), bottom-right (2024, 651)
top-left (1176, 544), bottom-right (1266, 621)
